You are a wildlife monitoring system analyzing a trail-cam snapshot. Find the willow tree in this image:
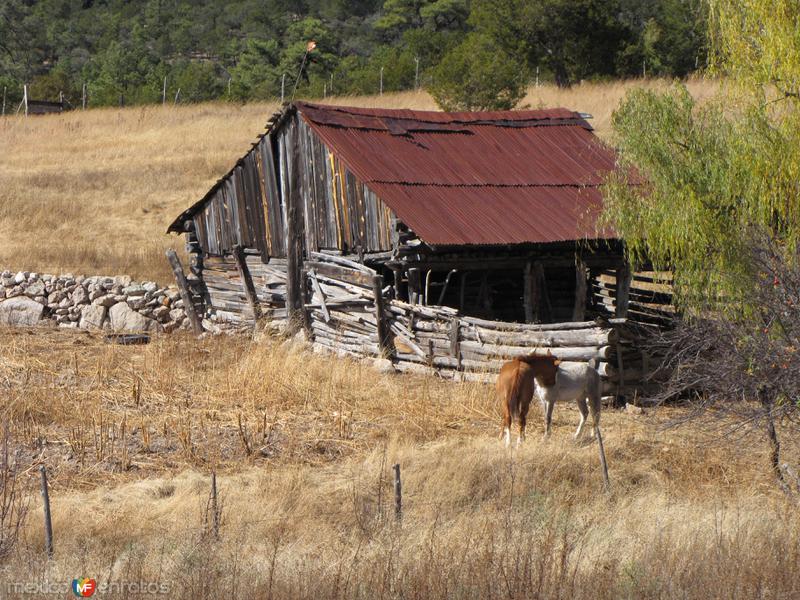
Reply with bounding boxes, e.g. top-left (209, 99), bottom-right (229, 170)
top-left (604, 1), bottom-right (800, 489)
top-left (604, 0), bottom-right (800, 313)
